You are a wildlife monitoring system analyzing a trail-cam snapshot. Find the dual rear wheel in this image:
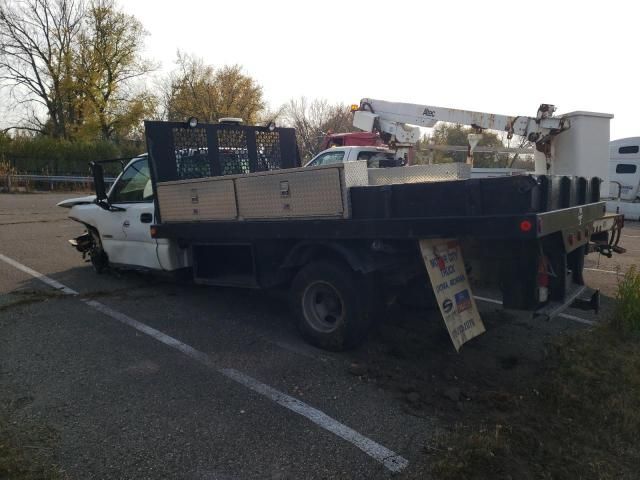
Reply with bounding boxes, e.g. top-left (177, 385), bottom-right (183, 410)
top-left (290, 261), bottom-right (377, 351)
